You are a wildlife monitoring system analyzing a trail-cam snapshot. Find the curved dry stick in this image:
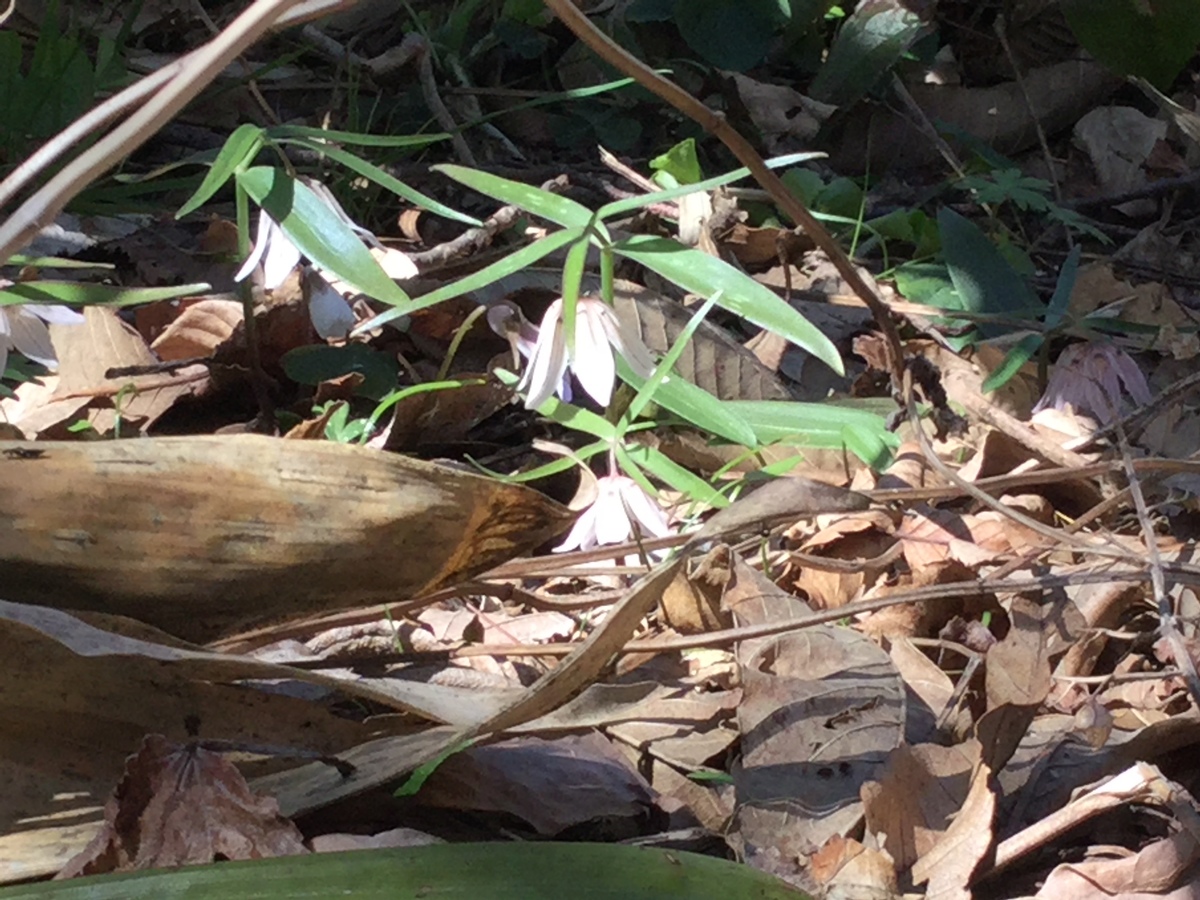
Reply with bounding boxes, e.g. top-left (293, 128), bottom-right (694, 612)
top-left (540, 0), bottom-right (906, 391)
top-left (0, 0), bottom-right (360, 263)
